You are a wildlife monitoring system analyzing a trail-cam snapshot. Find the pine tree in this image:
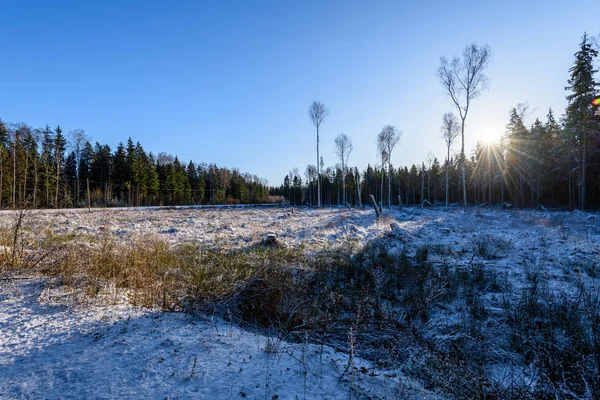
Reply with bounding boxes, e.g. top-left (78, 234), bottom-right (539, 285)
top-left (565, 32), bottom-right (599, 210)
top-left (505, 107), bottom-right (530, 207)
top-left (64, 151), bottom-right (77, 206)
top-left (40, 126), bottom-right (55, 207)
top-left (146, 153), bottom-right (160, 204)
top-left (0, 120), bottom-right (7, 208)
top-left (543, 109), bottom-right (561, 206)
top-left (22, 128), bottom-right (39, 206)
top-left (54, 126), bottom-right (66, 208)
top-left (187, 161), bottom-right (205, 204)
